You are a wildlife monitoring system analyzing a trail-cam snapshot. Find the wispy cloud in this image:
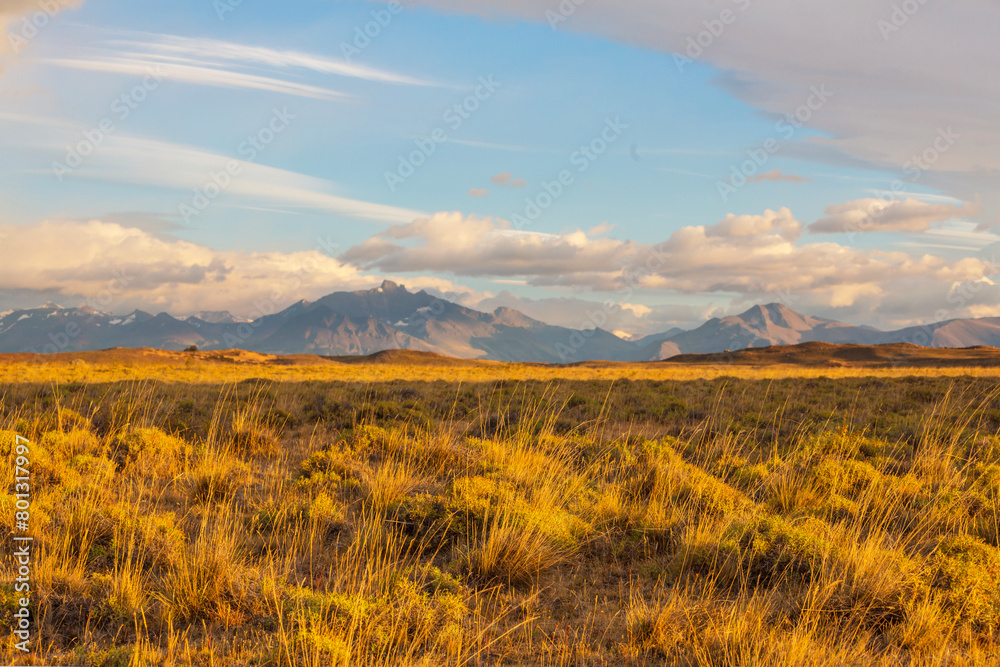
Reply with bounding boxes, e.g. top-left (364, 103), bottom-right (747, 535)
top-left (44, 56), bottom-right (353, 102)
top-left (41, 31), bottom-right (439, 102)
top-left (446, 138), bottom-right (549, 153)
top-left (636, 147), bottom-right (726, 157)
top-left (50, 133), bottom-right (424, 223)
top-left (105, 33), bottom-right (439, 87)
top-left (747, 169), bottom-right (810, 184)
top-left (658, 166), bottom-right (713, 178)
top-left (491, 172), bottom-right (526, 188)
